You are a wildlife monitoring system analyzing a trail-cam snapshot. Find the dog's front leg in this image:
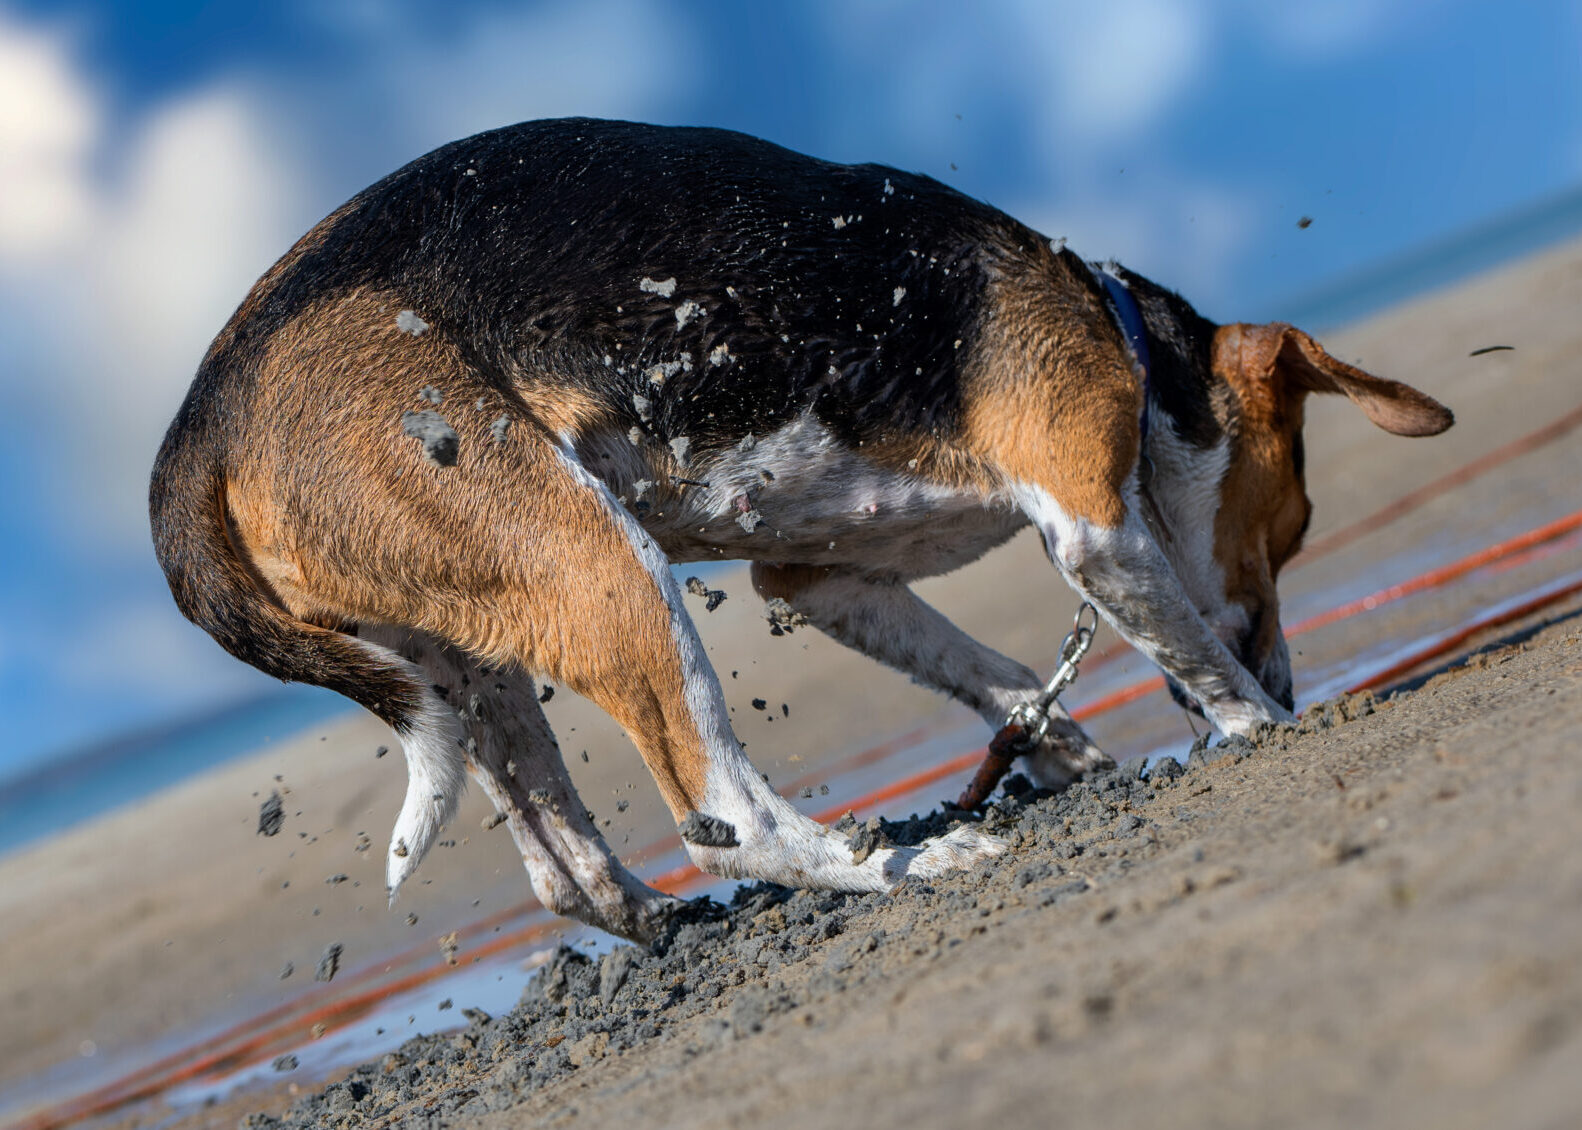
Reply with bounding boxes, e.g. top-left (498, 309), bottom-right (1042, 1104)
top-left (751, 563), bottom-right (1111, 787)
top-left (1018, 487), bottom-right (1293, 736)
